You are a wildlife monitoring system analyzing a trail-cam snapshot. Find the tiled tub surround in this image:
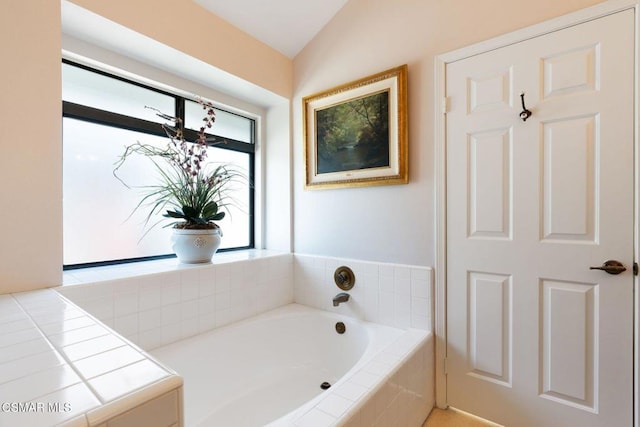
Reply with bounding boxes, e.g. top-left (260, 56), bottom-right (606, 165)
top-left (0, 289), bottom-right (182, 427)
top-left (294, 254), bottom-right (433, 331)
top-left (54, 251), bottom-right (434, 426)
top-left (151, 304), bottom-right (433, 426)
top-left (58, 251), bottom-right (294, 351)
